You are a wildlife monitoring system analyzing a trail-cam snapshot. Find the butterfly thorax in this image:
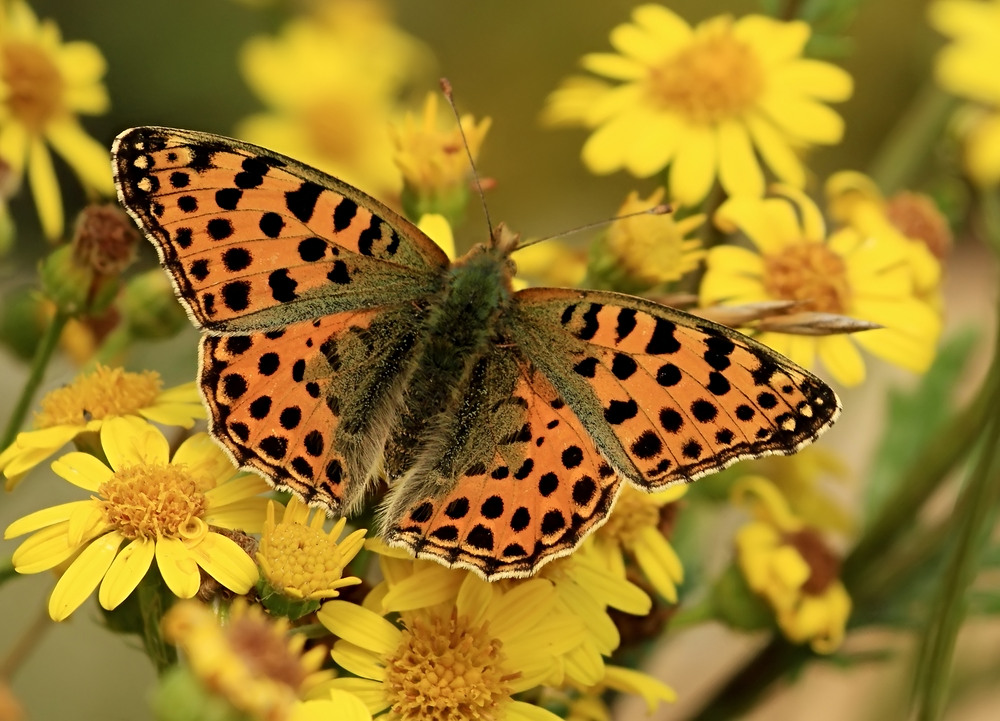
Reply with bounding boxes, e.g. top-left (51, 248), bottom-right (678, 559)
top-left (381, 243), bottom-right (516, 478)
